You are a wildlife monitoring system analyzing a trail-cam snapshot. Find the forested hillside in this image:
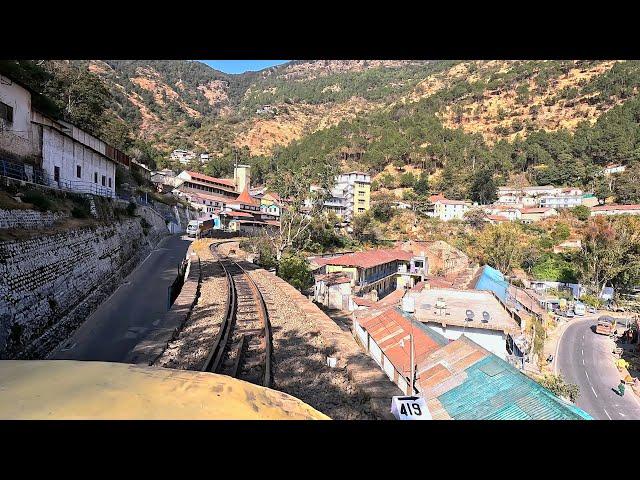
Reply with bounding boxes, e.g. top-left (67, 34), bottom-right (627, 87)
top-left (3, 59), bottom-right (640, 203)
